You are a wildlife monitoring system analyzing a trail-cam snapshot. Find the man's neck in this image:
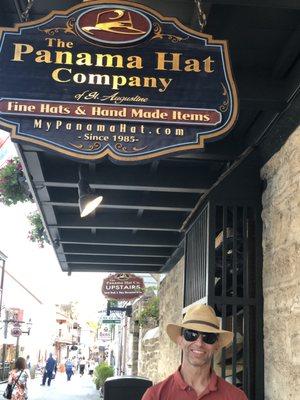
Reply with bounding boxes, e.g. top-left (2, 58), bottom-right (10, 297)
top-left (180, 363), bottom-right (211, 395)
